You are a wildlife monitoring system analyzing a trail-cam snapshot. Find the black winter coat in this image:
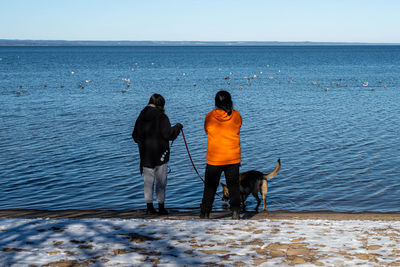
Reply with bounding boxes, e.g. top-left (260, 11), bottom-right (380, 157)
top-left (132, 105), bottom-right (181, 173)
